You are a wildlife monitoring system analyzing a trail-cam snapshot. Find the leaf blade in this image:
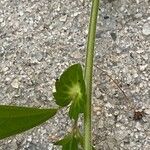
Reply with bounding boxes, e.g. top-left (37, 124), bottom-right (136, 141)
top-left (55, 133), bottom-right (78, 150)
top-left (54, 64), bottom-right (86, 120)
top-left (0, 105), bottom-right (57, 140)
